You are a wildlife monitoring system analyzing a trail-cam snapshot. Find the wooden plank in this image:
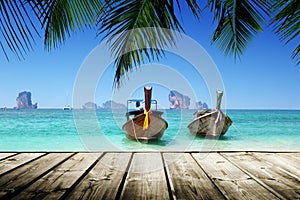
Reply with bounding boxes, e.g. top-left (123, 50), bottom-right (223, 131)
top-left (11, 153), bottom-right (101, 200)
top-left (0, 153), bottom-right (17, 160)
top-left (0, 153), bottom-right (45, 175)
top-left (192, 153), bottom-right (279, 200)
top-left (222, 152), bottom-right (300, 199)
top-left (0, 153), bottom-right (74, 199)
top-left (286, 152), bottom-right (300, 159)
top-left (66, 153), bottom-right (132, 200)
top-left (120, 153), bottom-right (169, 199)
top-left (253, 152), bottom-right (300, 179)
top-left (278, 152), bottom-right (300, 162)
top-left (163, 153), bottom-right (225, 200)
